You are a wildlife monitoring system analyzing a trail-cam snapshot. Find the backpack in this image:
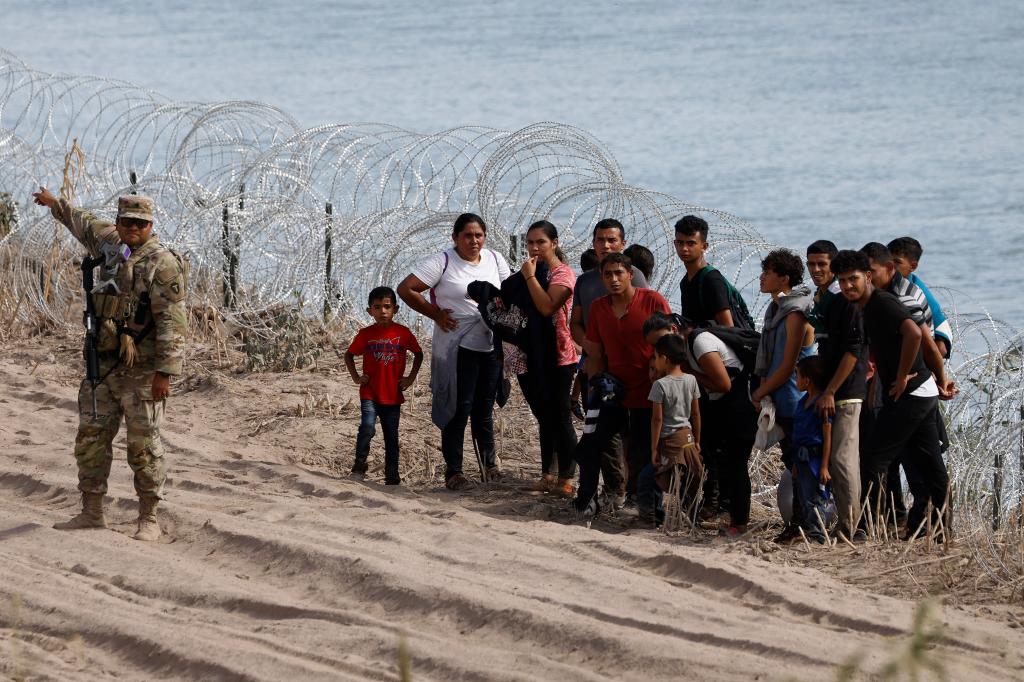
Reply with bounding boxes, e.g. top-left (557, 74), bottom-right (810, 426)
top-left (688, 324), bottom-right (761, 375)
top-left (690, 265), bottom-right (756, 331)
